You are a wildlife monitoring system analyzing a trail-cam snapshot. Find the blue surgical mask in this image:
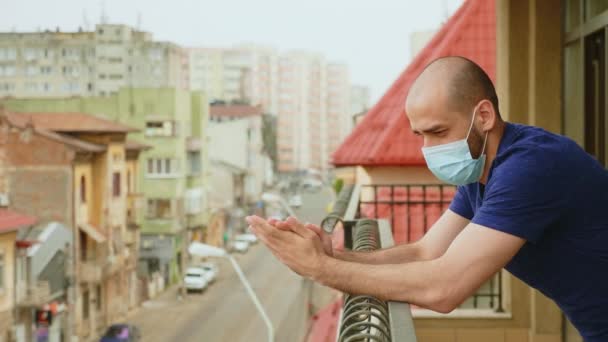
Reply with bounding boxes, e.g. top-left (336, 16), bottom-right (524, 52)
top-left (421, 107), bottom-right (488, 185)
